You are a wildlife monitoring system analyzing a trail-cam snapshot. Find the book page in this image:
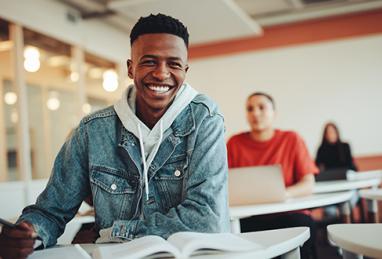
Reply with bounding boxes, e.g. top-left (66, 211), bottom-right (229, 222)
top-left (92, 235), bottom-right (181, 259)
top-left (168, 232), bottom-right (262, 258)
top-left (28, 244), bottom-right (91, 259)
